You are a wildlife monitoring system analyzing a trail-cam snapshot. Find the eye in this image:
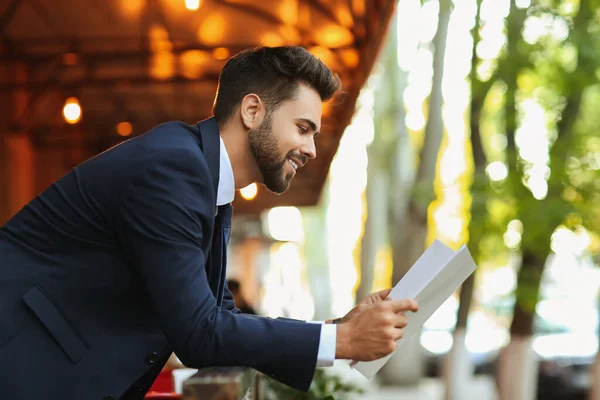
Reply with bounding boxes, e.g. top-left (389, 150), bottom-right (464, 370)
top-left (297, 125), bottom-right (308, 134)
